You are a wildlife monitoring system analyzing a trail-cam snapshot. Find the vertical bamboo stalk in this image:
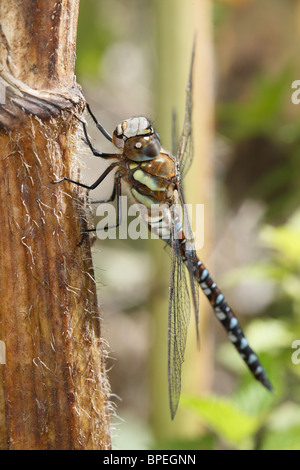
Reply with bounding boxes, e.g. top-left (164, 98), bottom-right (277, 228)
top-left (0, 0), bottom-right (111, 450)
top-left (151, 0), bottom-right (215, 439)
